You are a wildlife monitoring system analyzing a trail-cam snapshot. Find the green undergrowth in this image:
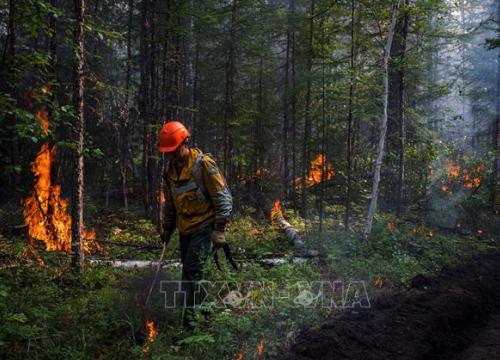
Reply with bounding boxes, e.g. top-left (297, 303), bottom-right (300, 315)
top-left (322, 213), bottom-right (498, 285)
top-left (1, 211), bottom-right (498, 359)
